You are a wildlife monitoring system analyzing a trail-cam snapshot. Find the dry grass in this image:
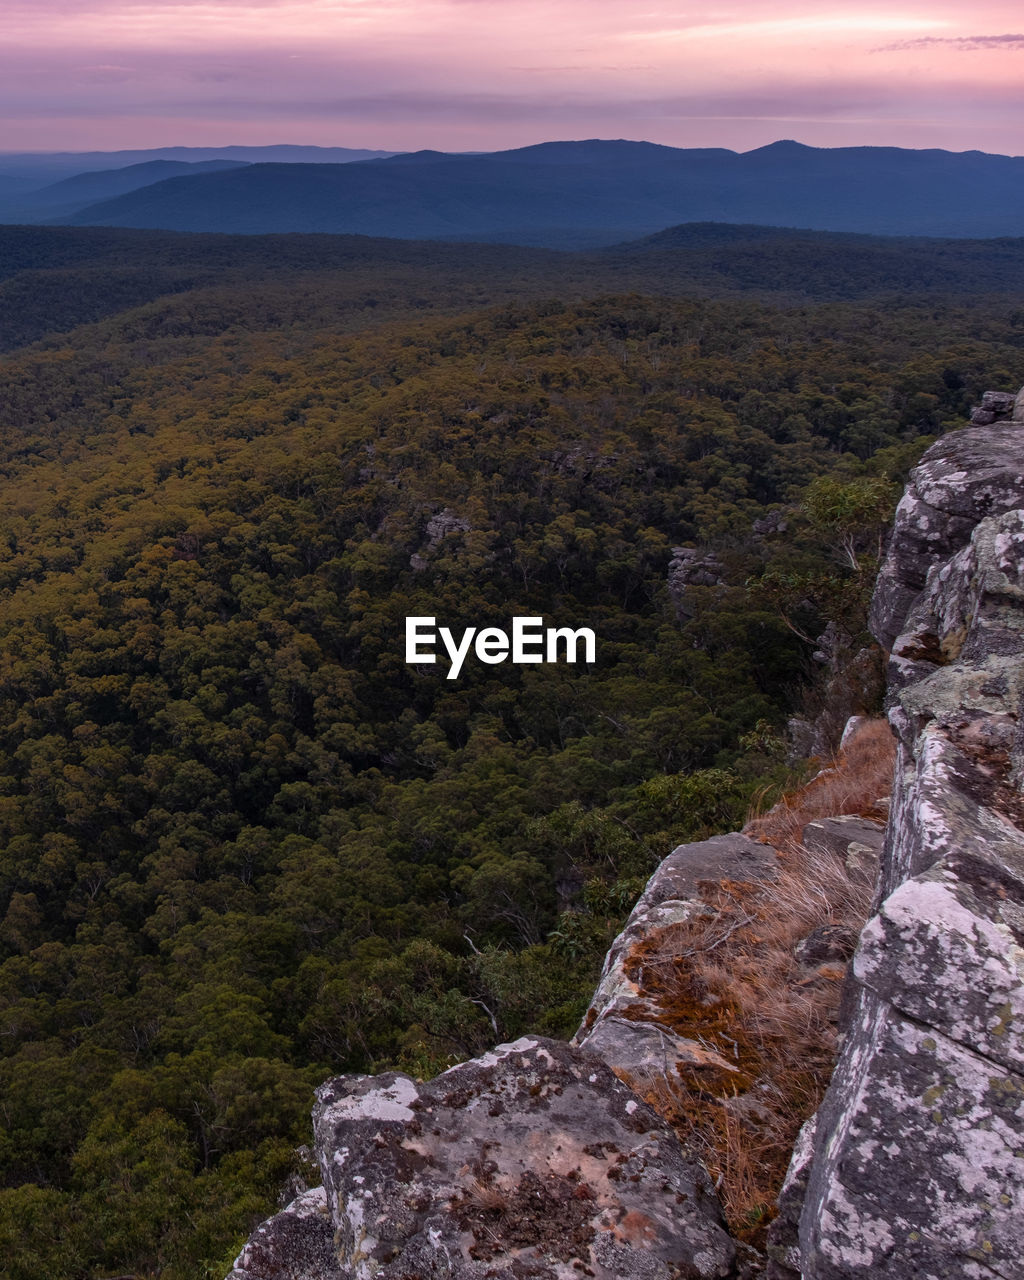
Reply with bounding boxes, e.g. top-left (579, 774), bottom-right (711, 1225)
top-left (616, 717), bottom-right (894, 1248)
top-left (745, 717), bottom-right (895, 851)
